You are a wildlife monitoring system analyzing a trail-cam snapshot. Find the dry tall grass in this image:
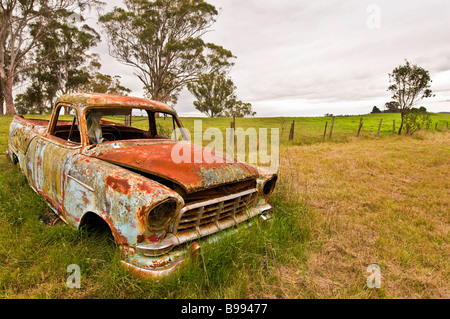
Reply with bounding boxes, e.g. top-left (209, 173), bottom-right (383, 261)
top-left (270, 132), bottom-right (449, 298)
